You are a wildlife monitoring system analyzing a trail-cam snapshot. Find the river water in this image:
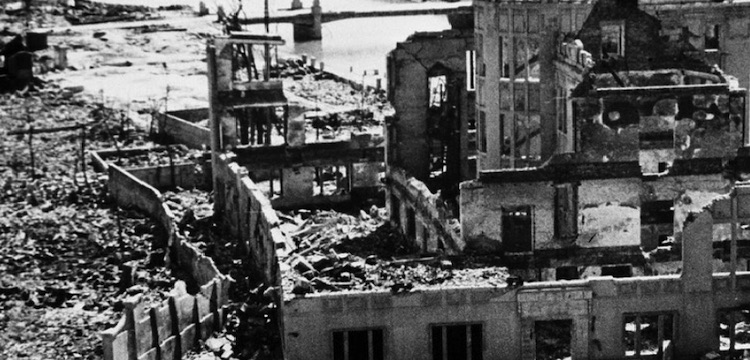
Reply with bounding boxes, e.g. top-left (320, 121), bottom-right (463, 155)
top-left (97, 0), bottom-right (453, 86)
